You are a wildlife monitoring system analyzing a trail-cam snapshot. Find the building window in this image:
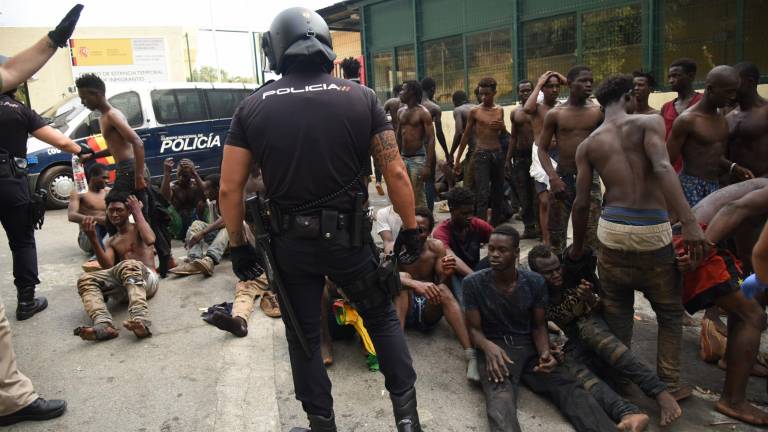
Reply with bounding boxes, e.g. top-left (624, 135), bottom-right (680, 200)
top-left (423, 35), bottom-right (465, 105)
top-left (523, 14), bottom-right (577, 83)
top-left (744, 0), bottom-right (768, 76)
top-left (467, 28), bottom-right (513, 103)
top-left (372, 51), bottom-right (394, 101)
top-left (582, 5), bottom-right (642, 83)
top-left (395, 45), bottom-right (417, 86)
top-left (663, 0), bottom-right (738, 82)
